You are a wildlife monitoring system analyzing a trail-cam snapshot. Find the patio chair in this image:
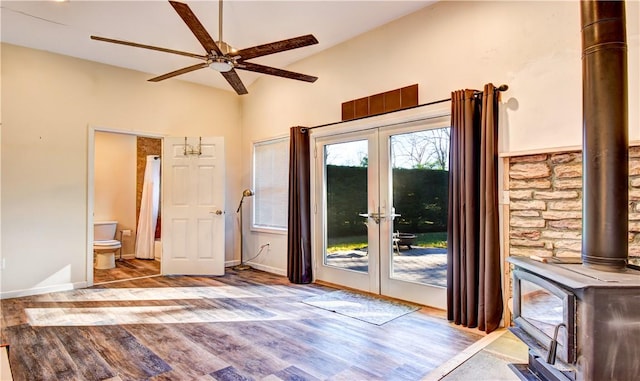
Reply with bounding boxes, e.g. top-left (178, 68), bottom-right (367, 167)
top-left (392, 231), bottom-right (401, 255)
